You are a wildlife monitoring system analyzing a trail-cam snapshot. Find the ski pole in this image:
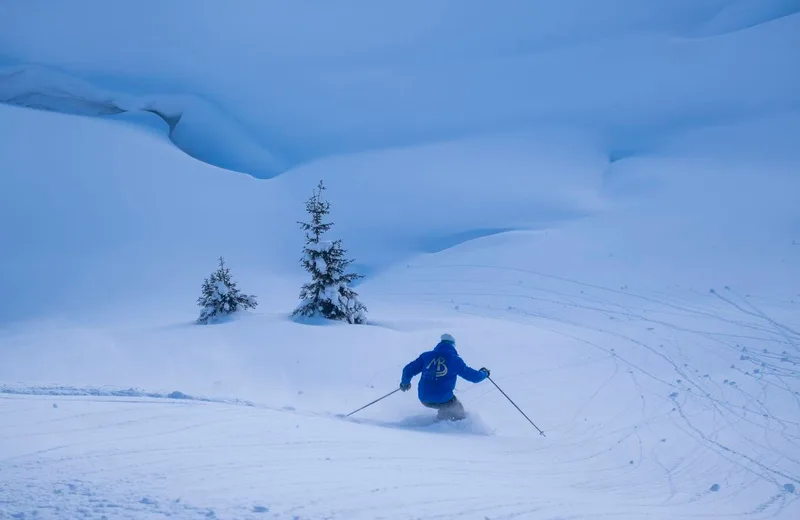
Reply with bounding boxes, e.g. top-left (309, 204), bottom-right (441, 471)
top-left (488, 376), bottom-right (546, 437)
top-left (346, 388), bottom-right (401, 417)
